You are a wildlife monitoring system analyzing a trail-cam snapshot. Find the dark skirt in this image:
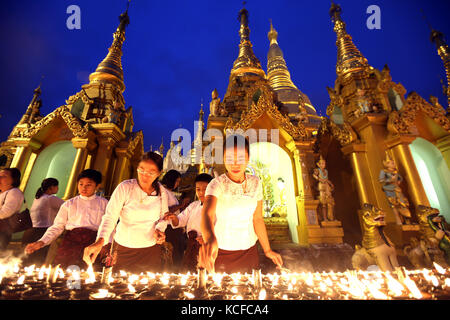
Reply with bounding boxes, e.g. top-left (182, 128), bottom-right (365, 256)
top-left (215, 244), bottom-right (260, 274)
top-left (181, 231), bottom-right (201, 272)
top-left (52, 228), bottom-right (97, 269)
top-left (112, 241), bottom-right (163, 274)
top-left (22, 227), bottom-right (49, 265)
top-left (165, 225), bottom-right (187, 271)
